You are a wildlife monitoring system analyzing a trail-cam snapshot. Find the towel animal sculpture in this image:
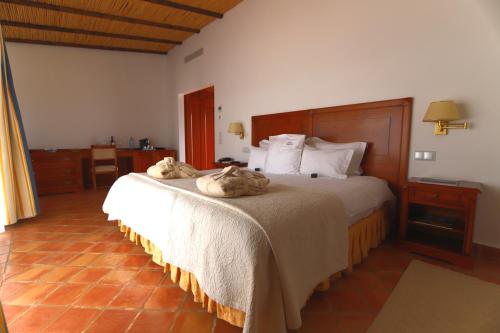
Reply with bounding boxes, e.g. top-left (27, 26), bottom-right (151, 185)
top-left (196, 165), bottom-right (270, 198)
top-left (147, 157), bottom-right (200, 179)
